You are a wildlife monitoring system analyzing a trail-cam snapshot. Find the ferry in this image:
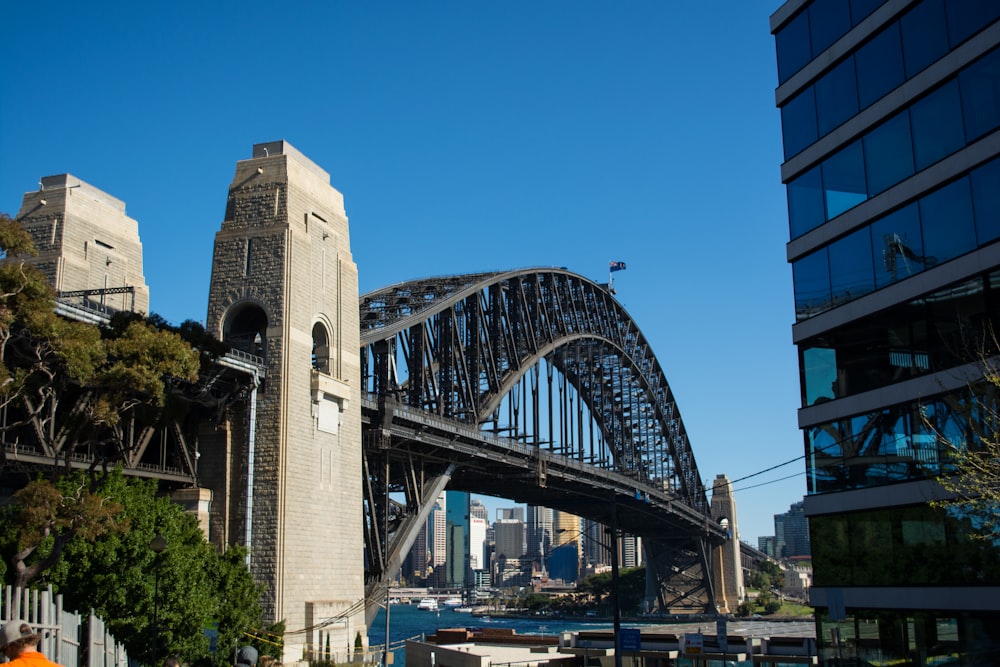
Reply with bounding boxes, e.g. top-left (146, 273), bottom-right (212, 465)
top-left (442, 597), bottom-right (463, 607)
top-left (416, 598), bottom-right (439, 611)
